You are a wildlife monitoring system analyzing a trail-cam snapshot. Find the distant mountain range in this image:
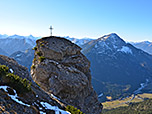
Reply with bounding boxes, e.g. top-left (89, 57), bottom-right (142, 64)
top-left (0, 48), bottom-right (8, 56)
top-left (9, 48), bottom-right (34, 71)
top-left (131, 41), bottom-right (152, 55)
top-left (0, 34), bottom-right (151, 56)
top-left (0, 33), bottom-right (152, 102)
top-left (64, 36), bottom-right (93, 46)
top-left (66, 36), bottom-right (152, 56)
top-left (0, 34), bottom-right (40, 56)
